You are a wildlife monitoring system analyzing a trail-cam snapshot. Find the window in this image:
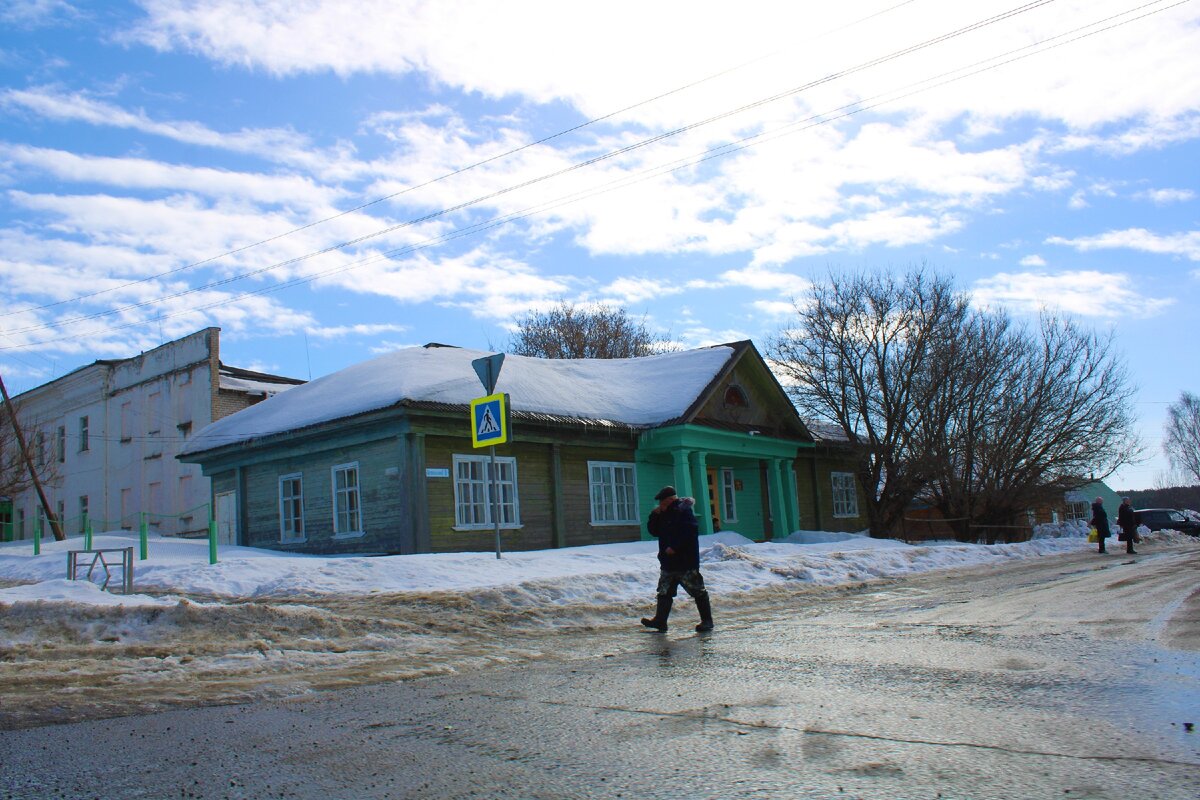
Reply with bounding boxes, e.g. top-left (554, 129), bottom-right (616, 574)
top-left (16, 508), bottom-right (25, 540)
top-left (79, 496), bottom-right (89, 534)
top-left (831, 472), bottom-right (859, 518)
top-left (588, 461), bottom-right (638, 525)
top-left (453, 454), bottom-right (520, 529)
top-left (78, 416), bottom-right (89, 452)
top-left (279, 473), bottom-right (305, 542)
top-left (723, 385), bottom-right (749, 408)
top-left (56, 500), bottom-right (64, 529)
top-left (721, 469), bottom-right (738, 522)
top-left (147, 482), bottom-right (163, 525)
top-left (332, 463), bottom-right (362, 536)
top-left (1065, 501), bottom-right (1089, 522)
top-left (56, 426), bottom-right (66, 463)
top-left (120, 402), bottom-right (132, 441)
top-left (36, 430), bottom-right (46, 467)
top-left (146, 392), bottom-right (161, 435)
top-left (120, 487), bottom-right (133, 529)
top-left (177, 421), bottom-right (193, 438)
